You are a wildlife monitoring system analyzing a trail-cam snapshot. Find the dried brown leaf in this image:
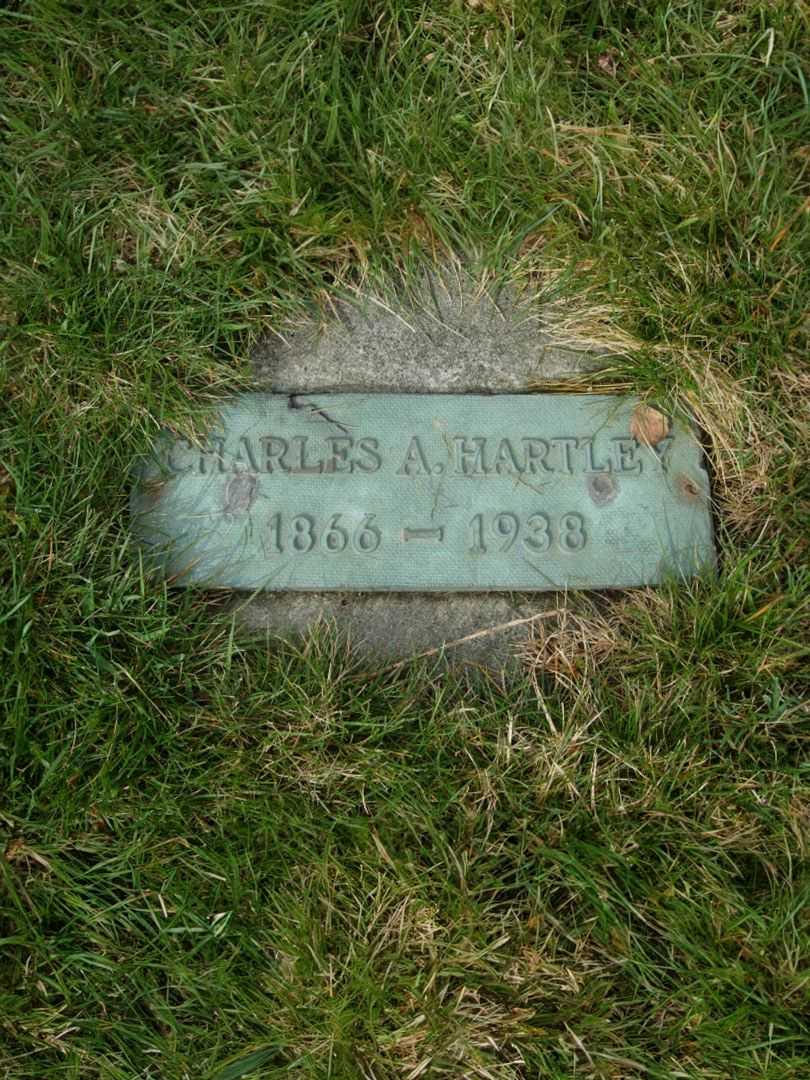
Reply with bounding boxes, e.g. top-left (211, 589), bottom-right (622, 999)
top-left (597, 49), bottom-right (619, 77)
top-left (630, 404), bottom-right (670, 447)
